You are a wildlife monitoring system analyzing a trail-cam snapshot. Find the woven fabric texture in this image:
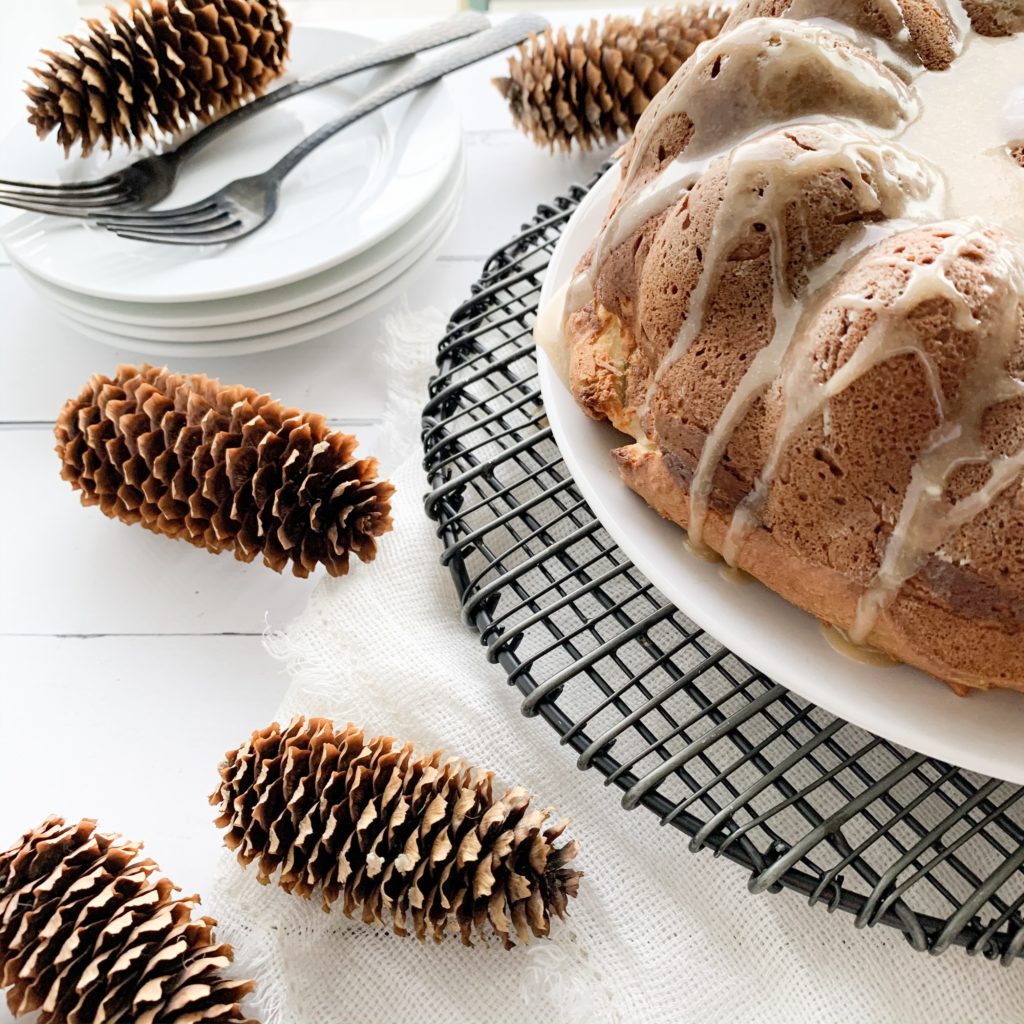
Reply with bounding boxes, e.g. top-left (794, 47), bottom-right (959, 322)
top-left (207, 309), bottom-right (1024, 1024)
